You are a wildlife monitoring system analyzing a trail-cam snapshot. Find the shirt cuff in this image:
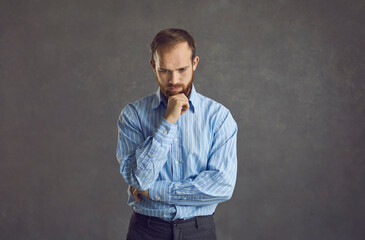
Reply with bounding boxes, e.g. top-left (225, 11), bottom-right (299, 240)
top-left (149, 181), bottom-right (171, 202)
top-left (153, 119), bottom-right (178, 144)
